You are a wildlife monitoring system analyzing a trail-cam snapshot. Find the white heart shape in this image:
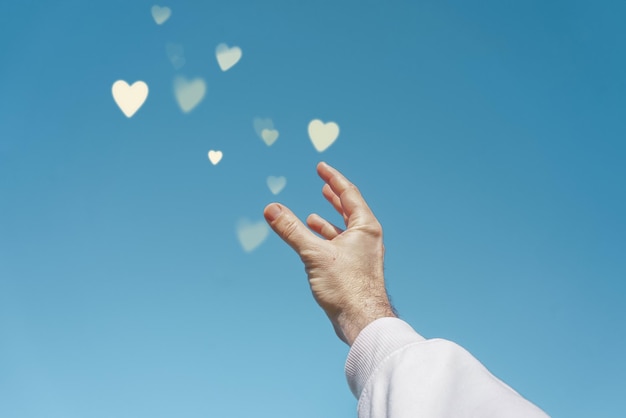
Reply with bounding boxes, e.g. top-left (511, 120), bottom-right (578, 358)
top-left (261, 129), bottom-right (279, 146)
top-left (308, 119), bottom-right (339, 152)
top-left (216, 43), bottom-right (242, 71)
top-left (208, 150), bottom-right (223, 165)
top-left (112, 80), bottom-right (149, 118)
top-left (236, 219), bottom-right (269, 252)
top-left (165, 42), bottom-right (185, 70)
top-left (174, 76), bottom-right (206, 113)
top-left (267, 176), bottom-right (287, 195)
top-left (151, 5), bottom-right (171, 25)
